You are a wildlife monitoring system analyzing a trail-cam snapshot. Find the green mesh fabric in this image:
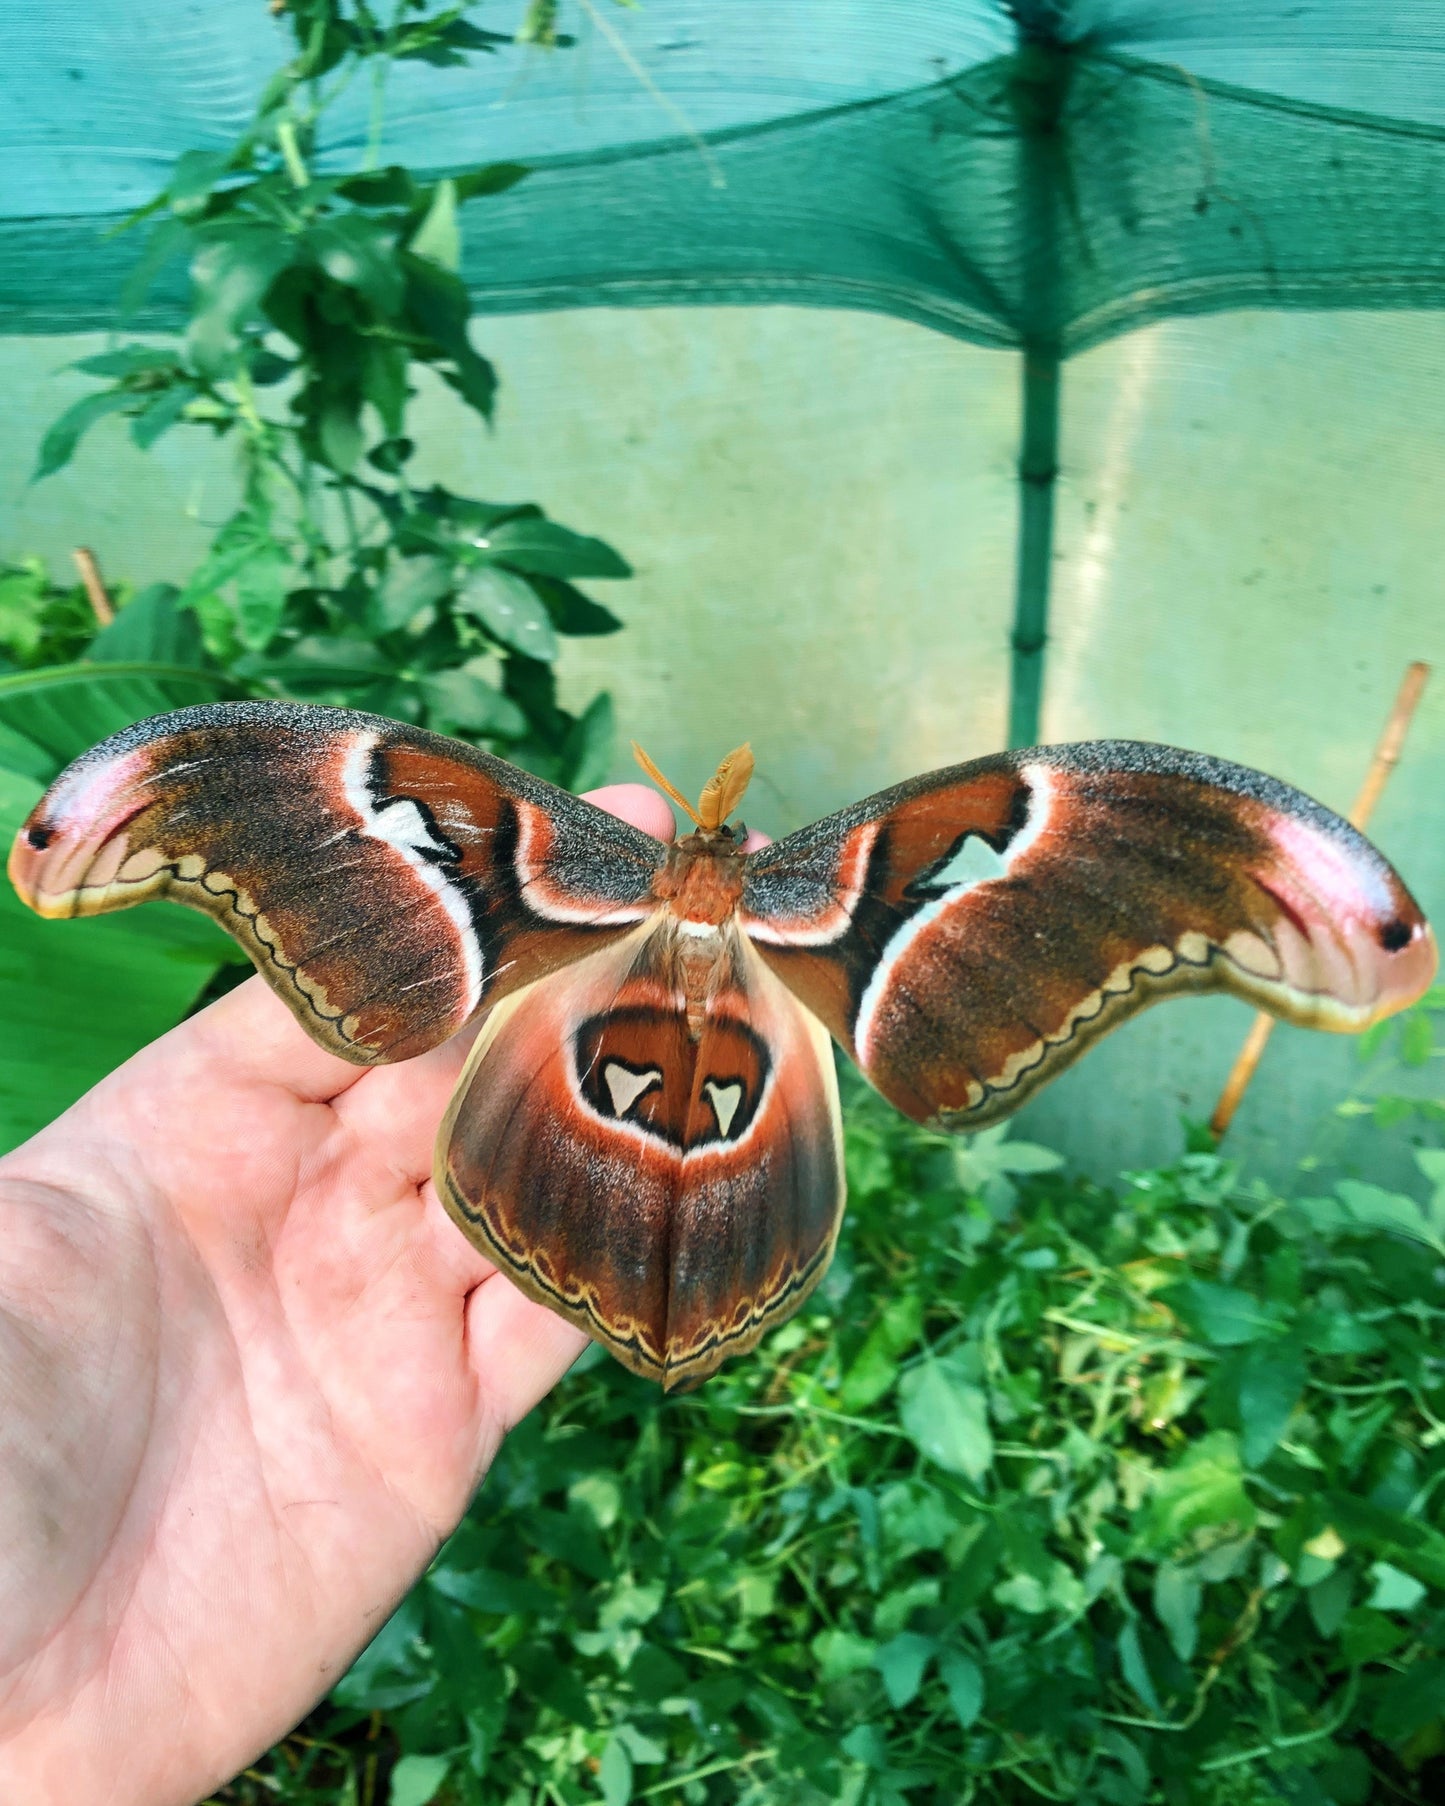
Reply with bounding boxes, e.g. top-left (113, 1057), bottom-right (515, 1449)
top-left (5, 5), bottom-right (1445, 347)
